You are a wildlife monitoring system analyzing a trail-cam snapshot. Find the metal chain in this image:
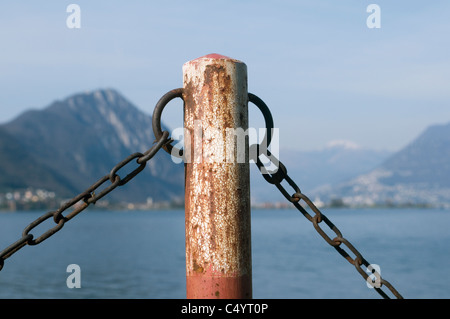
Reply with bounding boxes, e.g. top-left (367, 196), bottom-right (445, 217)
top-left (0, 129), bottom-right (171, 272)
top-left (1, 87), bottom-right (404, 299)
top-left (249, 95), bottom-right (403, 299)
